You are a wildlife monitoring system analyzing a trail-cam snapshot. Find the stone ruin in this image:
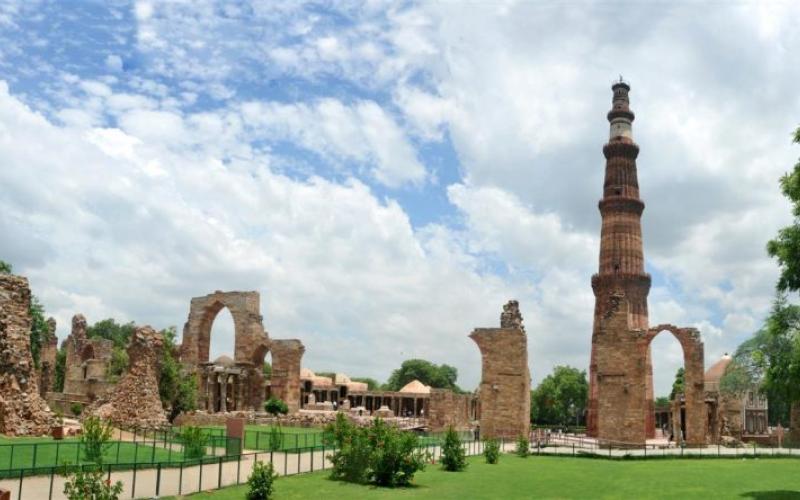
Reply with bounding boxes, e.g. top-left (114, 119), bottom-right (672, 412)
top-left (38, 317), bottom-right (59, 398)
top-left (0, 273), bottom-right (53, 435)
top-left (180, 290), bottom-right (305, 413)
top-left (89, 325), bottom-right (167, 428)
top-left (48, 314), bottom-right (116, 415)
top-left (470, 300), bottom-right (531, 439)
